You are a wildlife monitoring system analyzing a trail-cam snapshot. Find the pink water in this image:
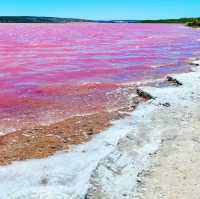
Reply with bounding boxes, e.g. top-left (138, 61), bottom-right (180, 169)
top-left (0, 23), bottom-right (200, 133)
